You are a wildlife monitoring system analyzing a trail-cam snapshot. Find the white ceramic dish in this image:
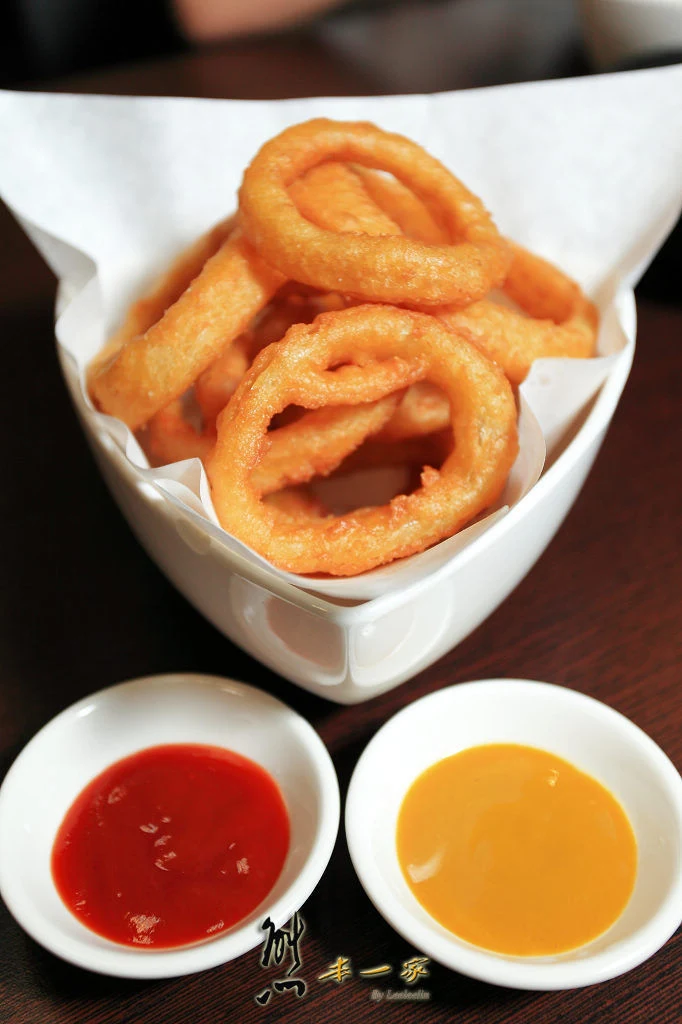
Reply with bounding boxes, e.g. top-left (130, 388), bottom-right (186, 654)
top-left (58, 293), bottom-right (635, 705)
top-left (345, 679), bottom-right (682, 990)
top-left (580, 0), bottom-right (682, 68)
top-left (0, 674), bottom-right (340, 979)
